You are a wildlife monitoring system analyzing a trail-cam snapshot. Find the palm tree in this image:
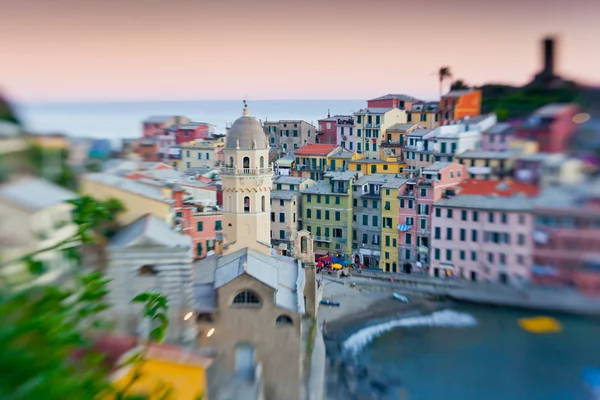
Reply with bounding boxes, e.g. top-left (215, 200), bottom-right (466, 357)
top-left (438, 67), bottom-right (452, 97)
